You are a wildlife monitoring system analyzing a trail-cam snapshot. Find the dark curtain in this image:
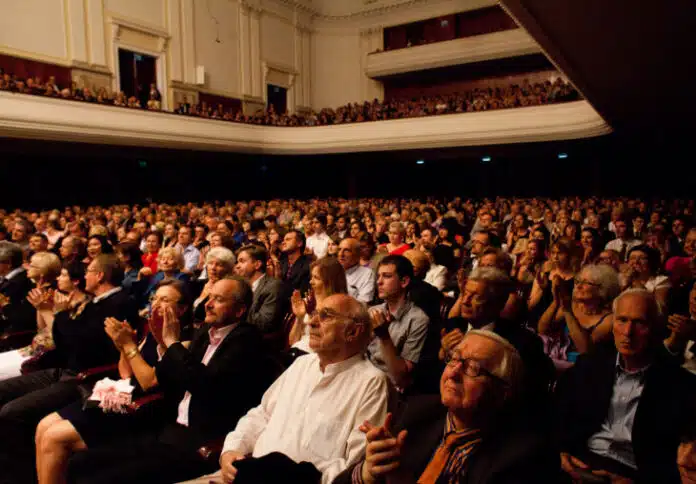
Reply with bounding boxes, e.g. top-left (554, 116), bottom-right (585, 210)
top-left (0, 53), bottom-right (71, 87)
